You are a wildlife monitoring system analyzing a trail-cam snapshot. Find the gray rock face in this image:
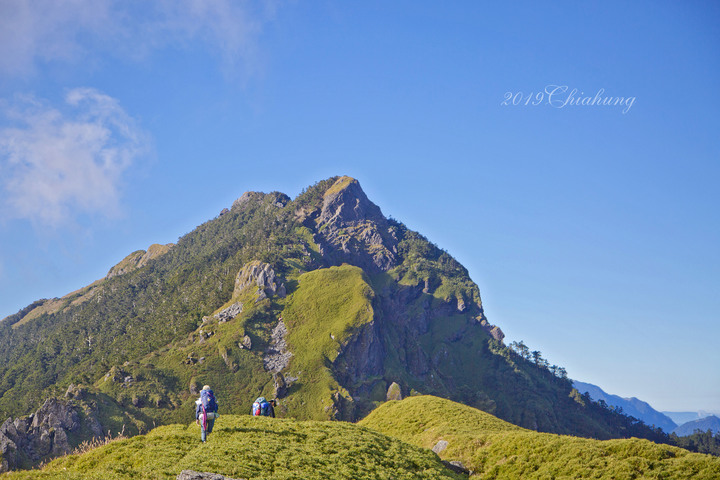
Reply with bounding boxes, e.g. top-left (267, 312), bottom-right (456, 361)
top-left (333, 319), bottom-right (385, 393)
top-left (478, 318), bottom-right (505, 342)
top-left (263, 320), bottom-right (293, 373)
top-left (313, 177), bottom-right (398, 273)
top-left (215, 302), bottom-right (243, 323)
top-left (0, 397), bottom-right (103, 472)
top-left (189, 380), bottom-right (200, 395)
top-left (0, 427), bottom-right (17, 473)
top-left (330, 278), bottom-right (496, 420)
top-left (234, 261), bottom-right (286, 300)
